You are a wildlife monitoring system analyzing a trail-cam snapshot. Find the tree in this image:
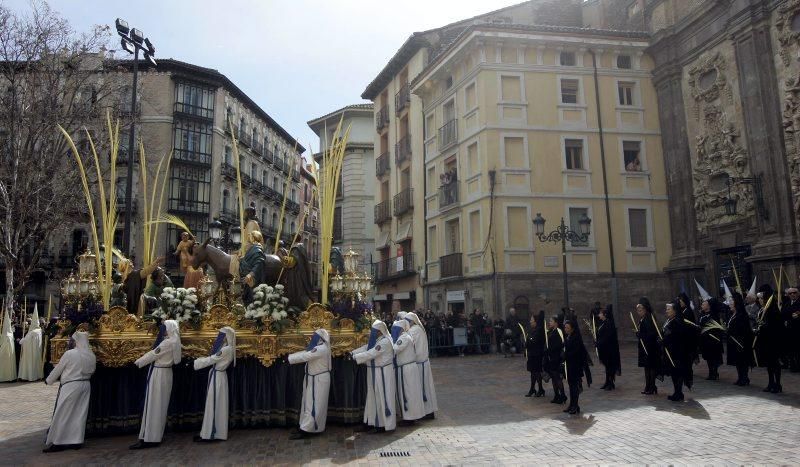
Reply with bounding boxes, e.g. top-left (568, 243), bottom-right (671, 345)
top-left (0, 1), bottom-right (121, 314)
